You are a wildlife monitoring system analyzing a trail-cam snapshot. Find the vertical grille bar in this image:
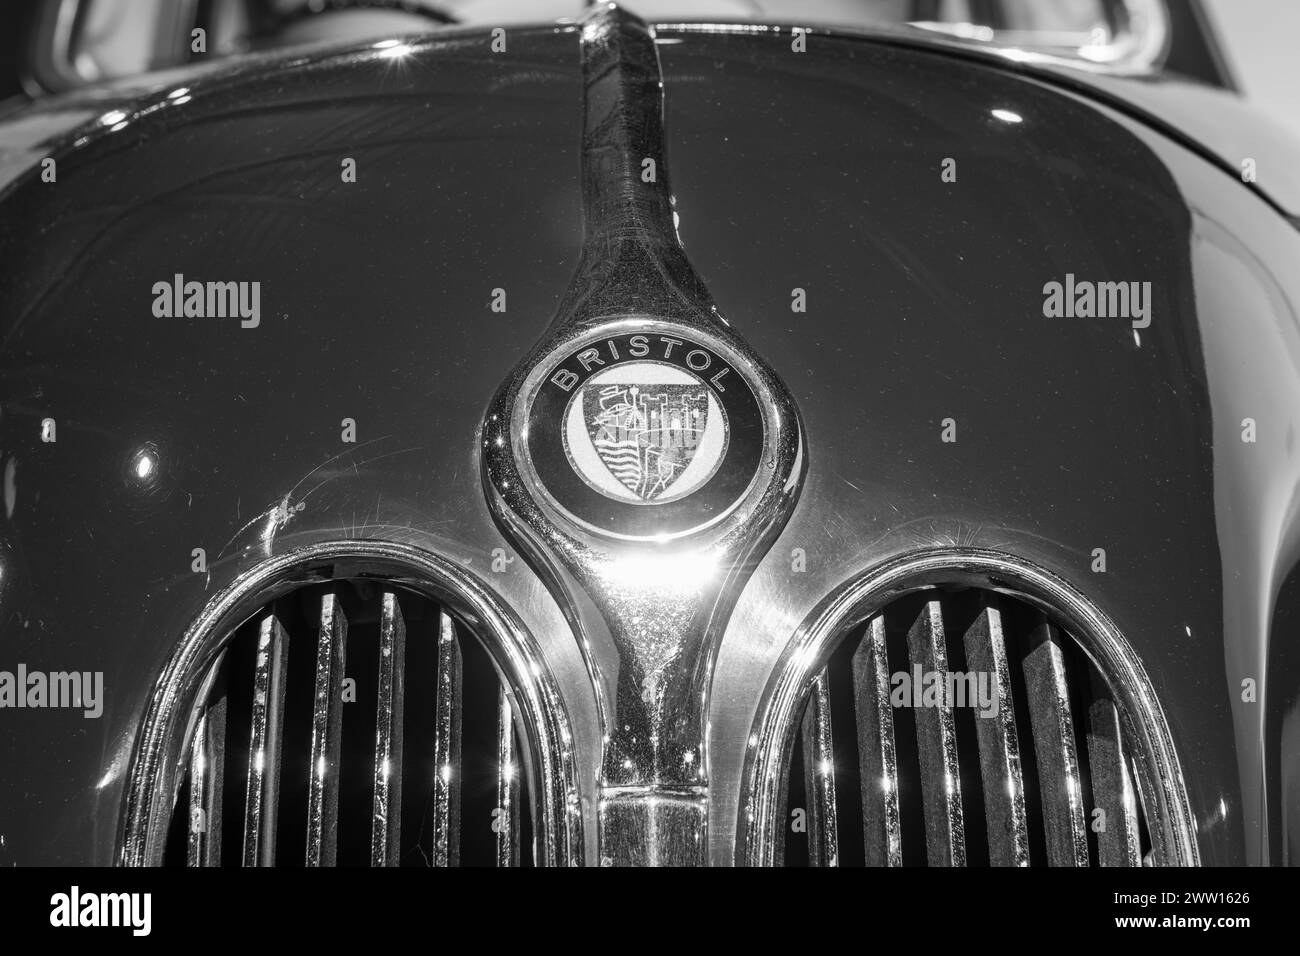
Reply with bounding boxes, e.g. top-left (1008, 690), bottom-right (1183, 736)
top-left (852, 616), bottom-right (902, 866)
top-left (907, 600), bottom-right (966, 866)
top-left (166, 582), bottom-right (540, 868)
top-left (432, 609), bottom-right (464, 867)
top-left (782, 589), bottom-right (1156, 869)
top-left (1086, 678), bottom-right (1141, 867)
top-left (1021, 618), bottom-right (1090, 867)
top-left (370, 592), bottom-right (406, 866)
top-left (495, 689), bottom-right (520, 868)
top-left (186, 715), bottom-right (209, 867)
top-left (962, 605), bottom-right (1030, 866)
top-left (800, 668), bottom-right (840, 866)
top-left (305, 591), bottom-right (348, 867)
top-left (186, 688), bottom-right (225, 868)
top-left (242, 613), bottom-right (289, 866)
